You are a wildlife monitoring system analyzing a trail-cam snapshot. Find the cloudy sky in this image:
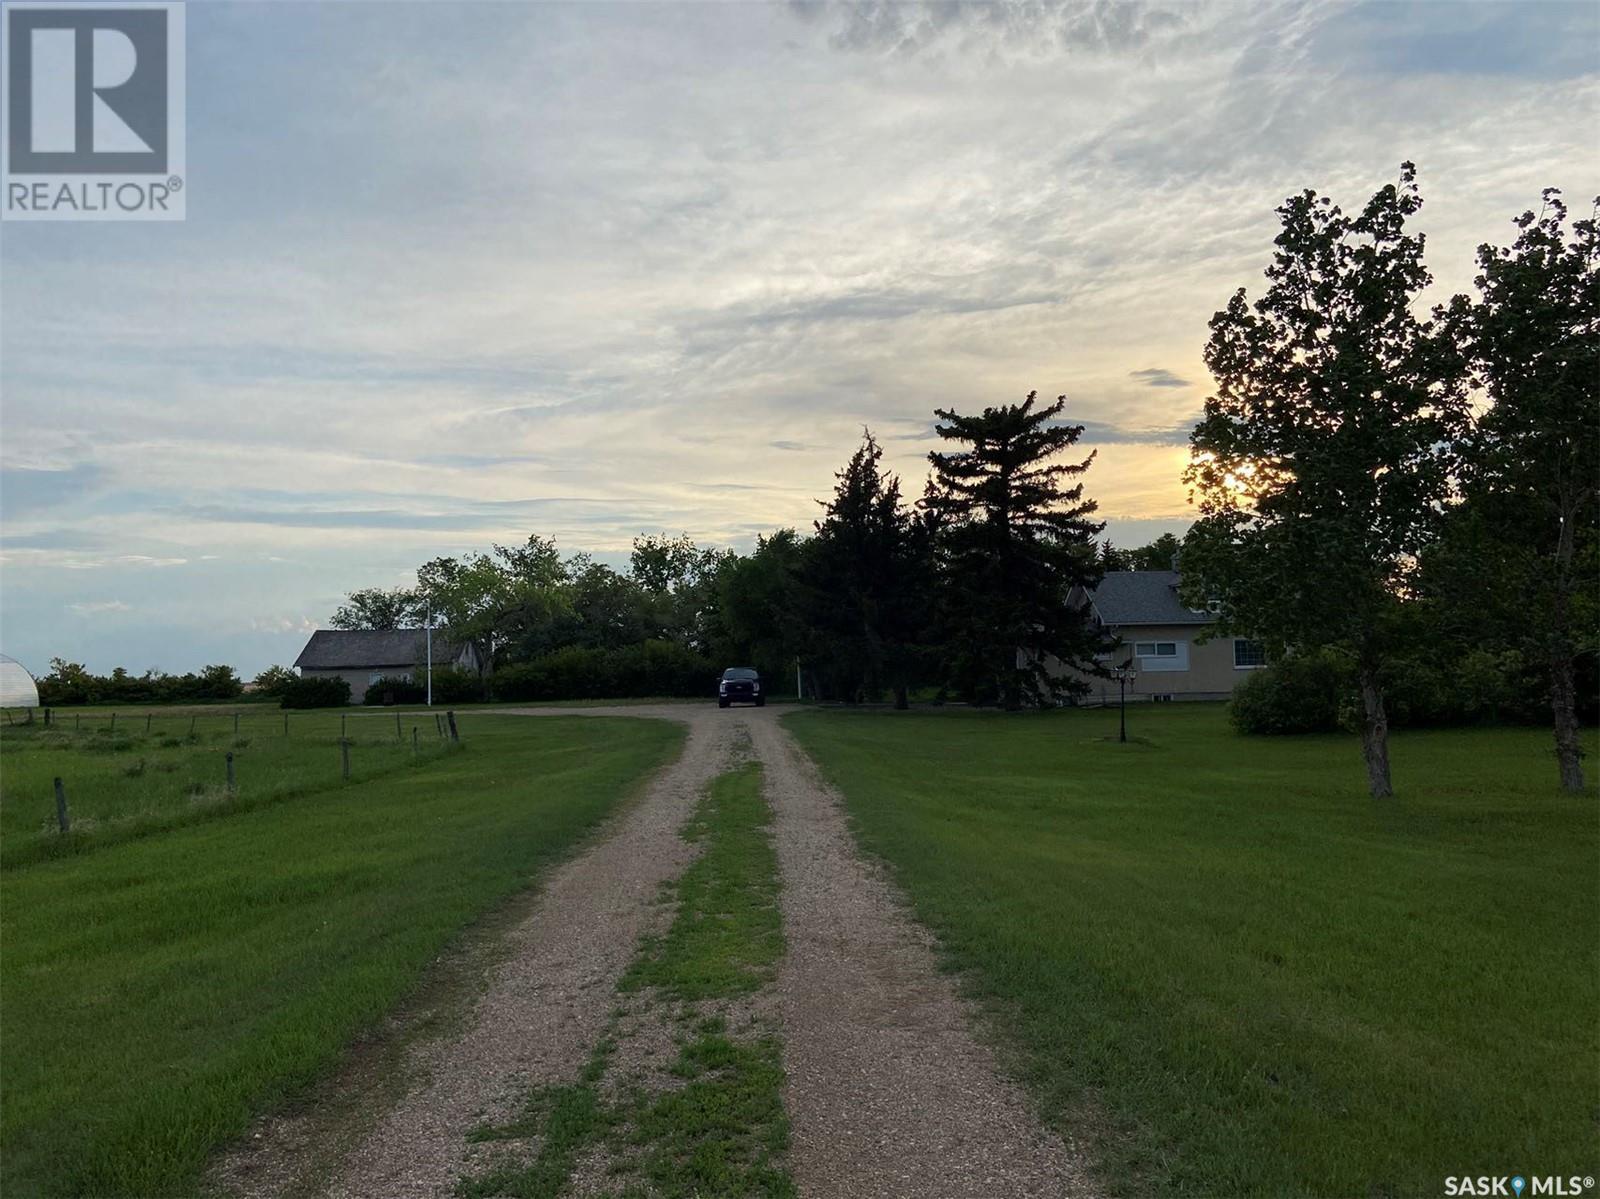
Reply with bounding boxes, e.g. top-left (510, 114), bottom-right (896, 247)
top-left (2, 0), bottom-right (1595, 677)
